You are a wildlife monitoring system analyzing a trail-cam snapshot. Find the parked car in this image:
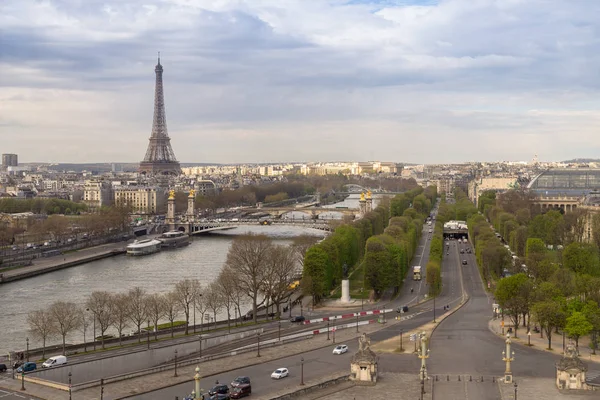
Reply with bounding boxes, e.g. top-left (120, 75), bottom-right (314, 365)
top-left (230, 384), bottom-right (251, 399)
top-left (271, 368), bottom-right (289, 379)
top-left (290, 316), bottom-right (305, 323)
top-left (462, 260), bottom-right (468, 265)
top-left (42, 355), bottom-right (67, 368)
top-left (231, 376), bottom-right (251, 388)
top-left (16, 362), bottom-right (37, 373)
top-left (333, 345), bottom-right (348, 354)
top-left (0, 364), bottom-right (7, 372)
top-left (208, 384), bottom-right (229, 397)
